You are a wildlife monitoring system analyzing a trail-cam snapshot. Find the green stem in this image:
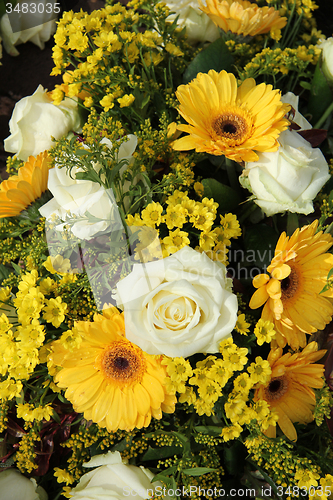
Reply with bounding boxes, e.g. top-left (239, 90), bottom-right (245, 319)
top-left (314, 100), bottom-right (333, 129)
